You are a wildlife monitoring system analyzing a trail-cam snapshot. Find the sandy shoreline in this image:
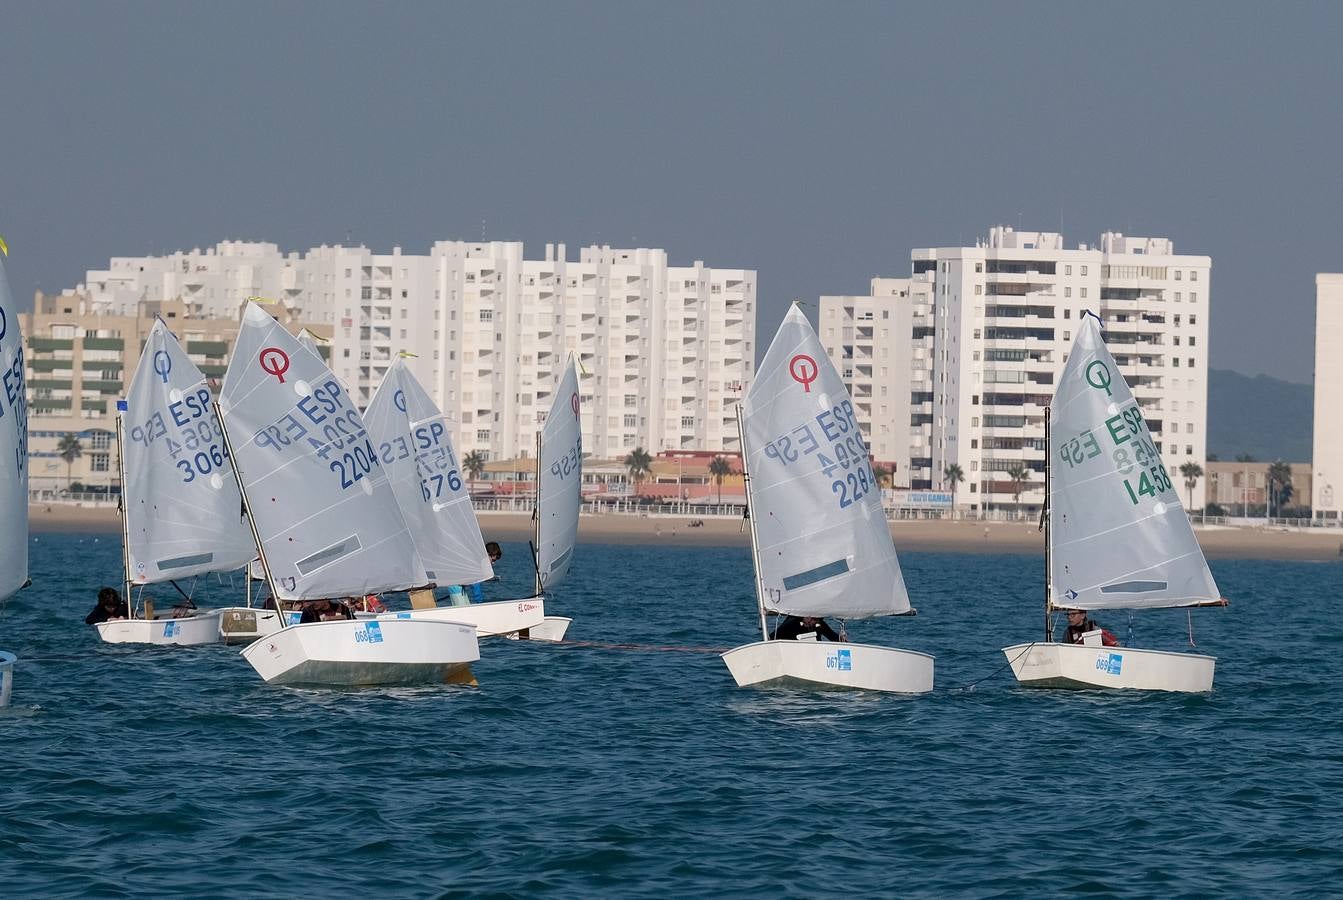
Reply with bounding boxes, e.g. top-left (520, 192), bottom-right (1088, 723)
top-left (27, 503), bottom-right (1343, 562)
